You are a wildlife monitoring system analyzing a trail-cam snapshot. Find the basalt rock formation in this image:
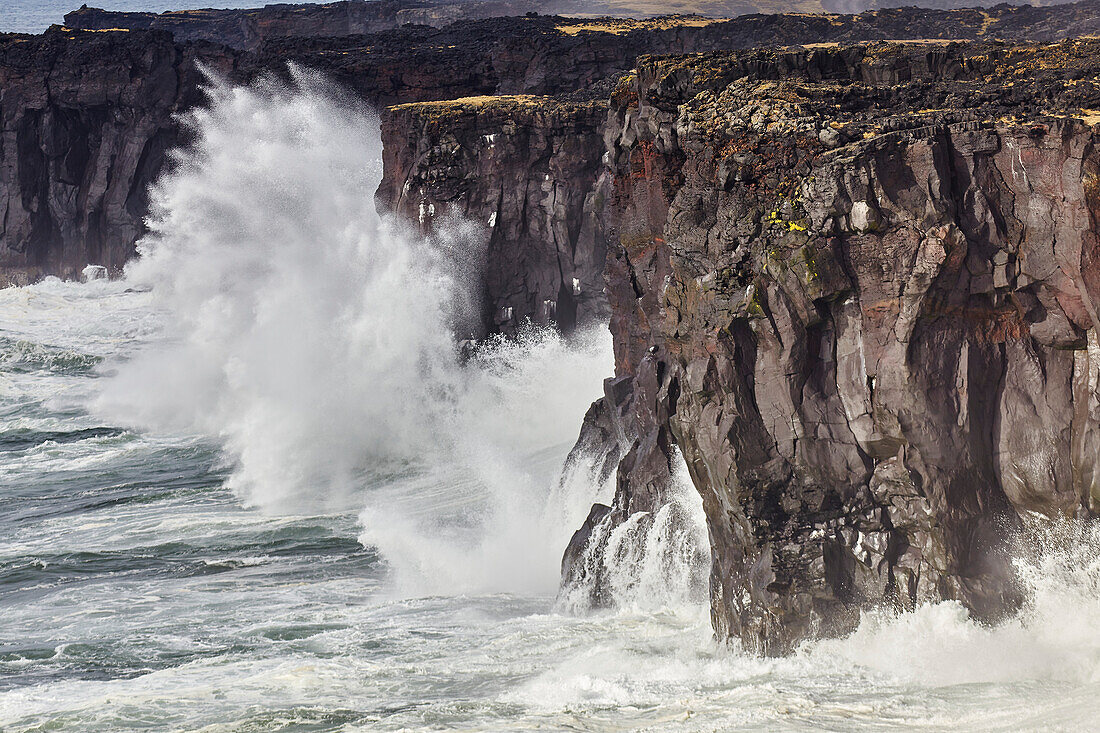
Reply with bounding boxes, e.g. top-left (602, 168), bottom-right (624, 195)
top-left (564, 39), bottom-right (1100, 653)
top-left (0, 29), bottom-right (230, 284)
top-left (10, 2), bottom-right (1100, 289)
top-left (378, 95), bottom-right (611, 335)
